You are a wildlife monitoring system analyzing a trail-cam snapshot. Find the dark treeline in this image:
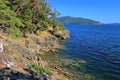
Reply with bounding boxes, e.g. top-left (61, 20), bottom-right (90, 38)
top-left (56, 16), bottom-right (100, 24)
